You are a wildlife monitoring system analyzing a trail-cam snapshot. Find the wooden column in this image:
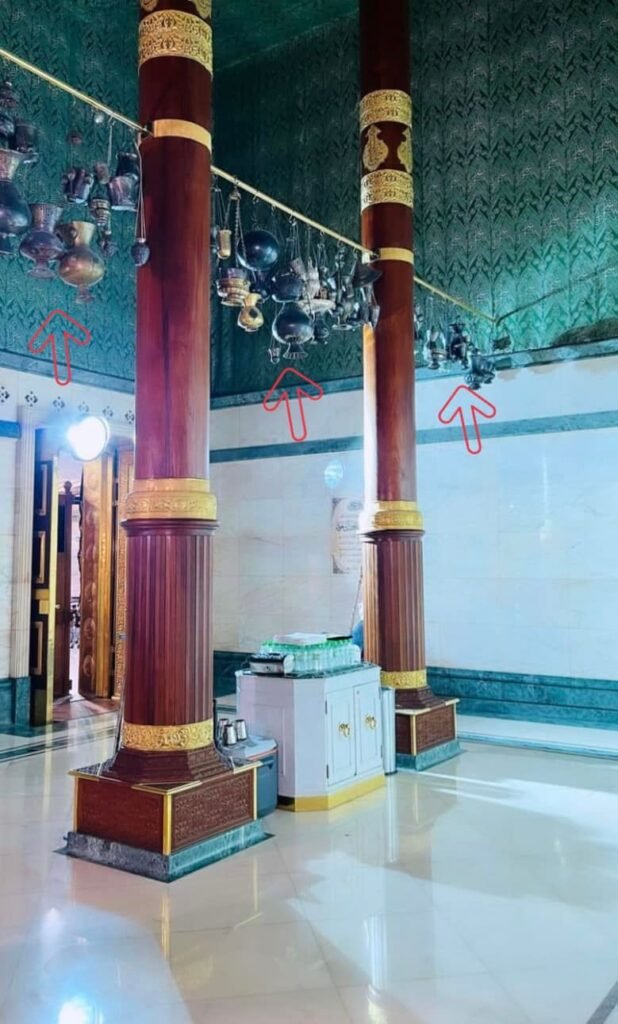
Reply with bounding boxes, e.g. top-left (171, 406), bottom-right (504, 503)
top-left (359, 0), bottom-right (458, 762)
